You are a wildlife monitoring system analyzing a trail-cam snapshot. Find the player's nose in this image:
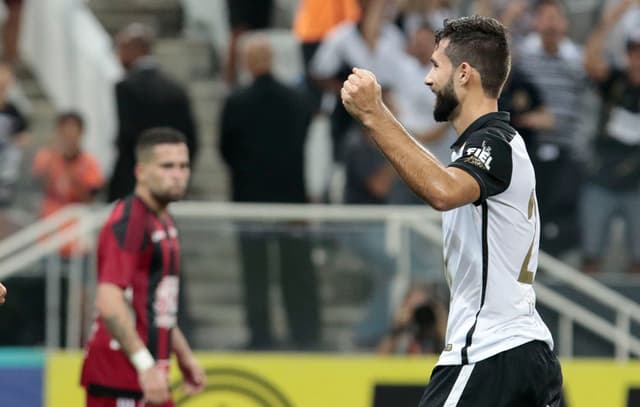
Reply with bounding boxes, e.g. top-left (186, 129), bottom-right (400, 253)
top-left (424, 72), bottom-right (434, 88)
